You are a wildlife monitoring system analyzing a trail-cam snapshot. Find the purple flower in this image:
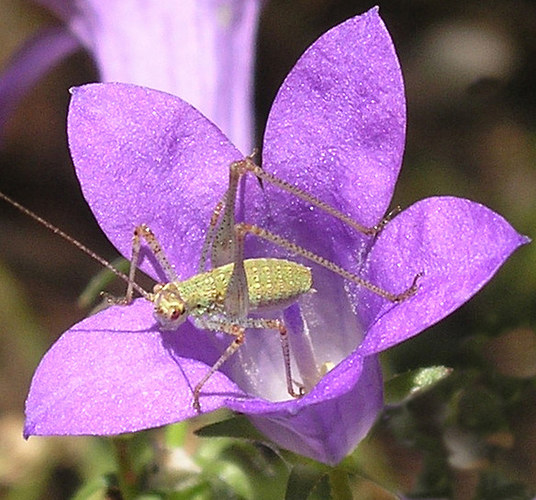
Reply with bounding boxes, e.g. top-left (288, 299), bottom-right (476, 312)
top-left (24, 8), bottom-right (528, 465)
top-left (1, 0), bottom-right (261, 152)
